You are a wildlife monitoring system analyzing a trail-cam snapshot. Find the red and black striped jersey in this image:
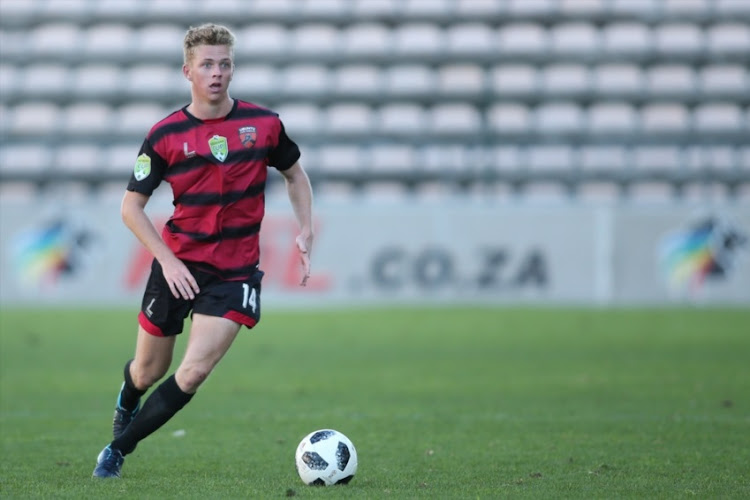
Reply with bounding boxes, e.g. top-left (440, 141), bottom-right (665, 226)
top-left (126, 99), bottom-right (301, 280)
